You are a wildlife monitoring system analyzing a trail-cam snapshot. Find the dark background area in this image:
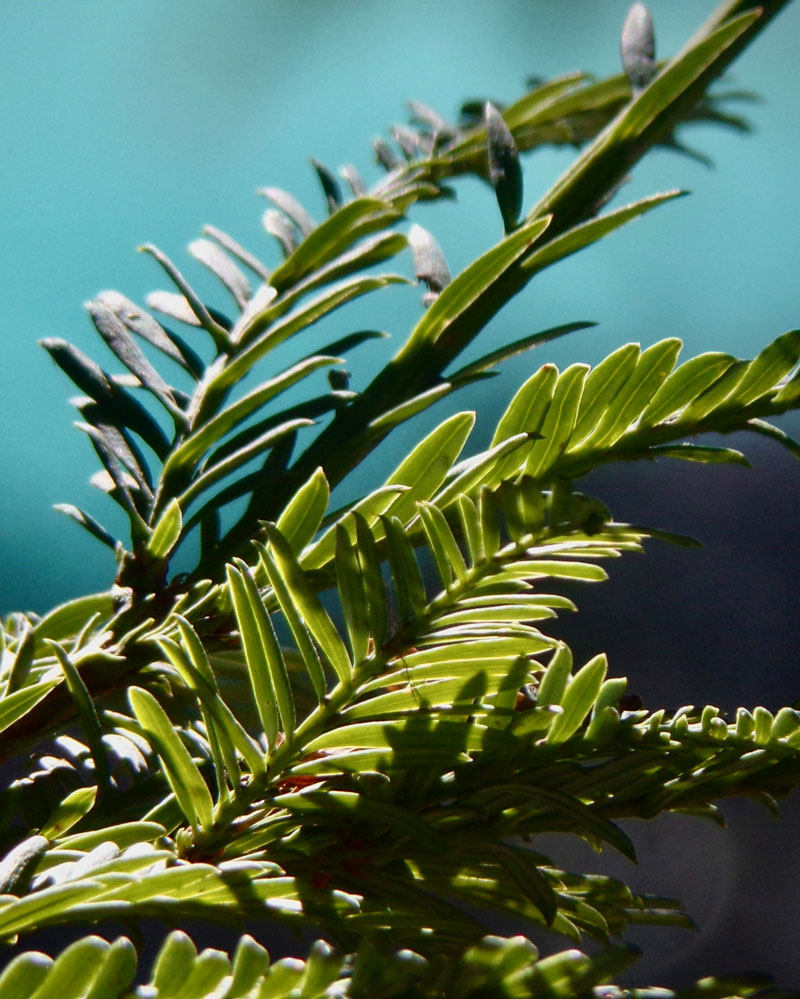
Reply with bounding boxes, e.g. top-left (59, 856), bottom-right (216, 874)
top-left (550, 442), bottom-right (800, 986)
top-left (1, 1), bottom-right (799, 988)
